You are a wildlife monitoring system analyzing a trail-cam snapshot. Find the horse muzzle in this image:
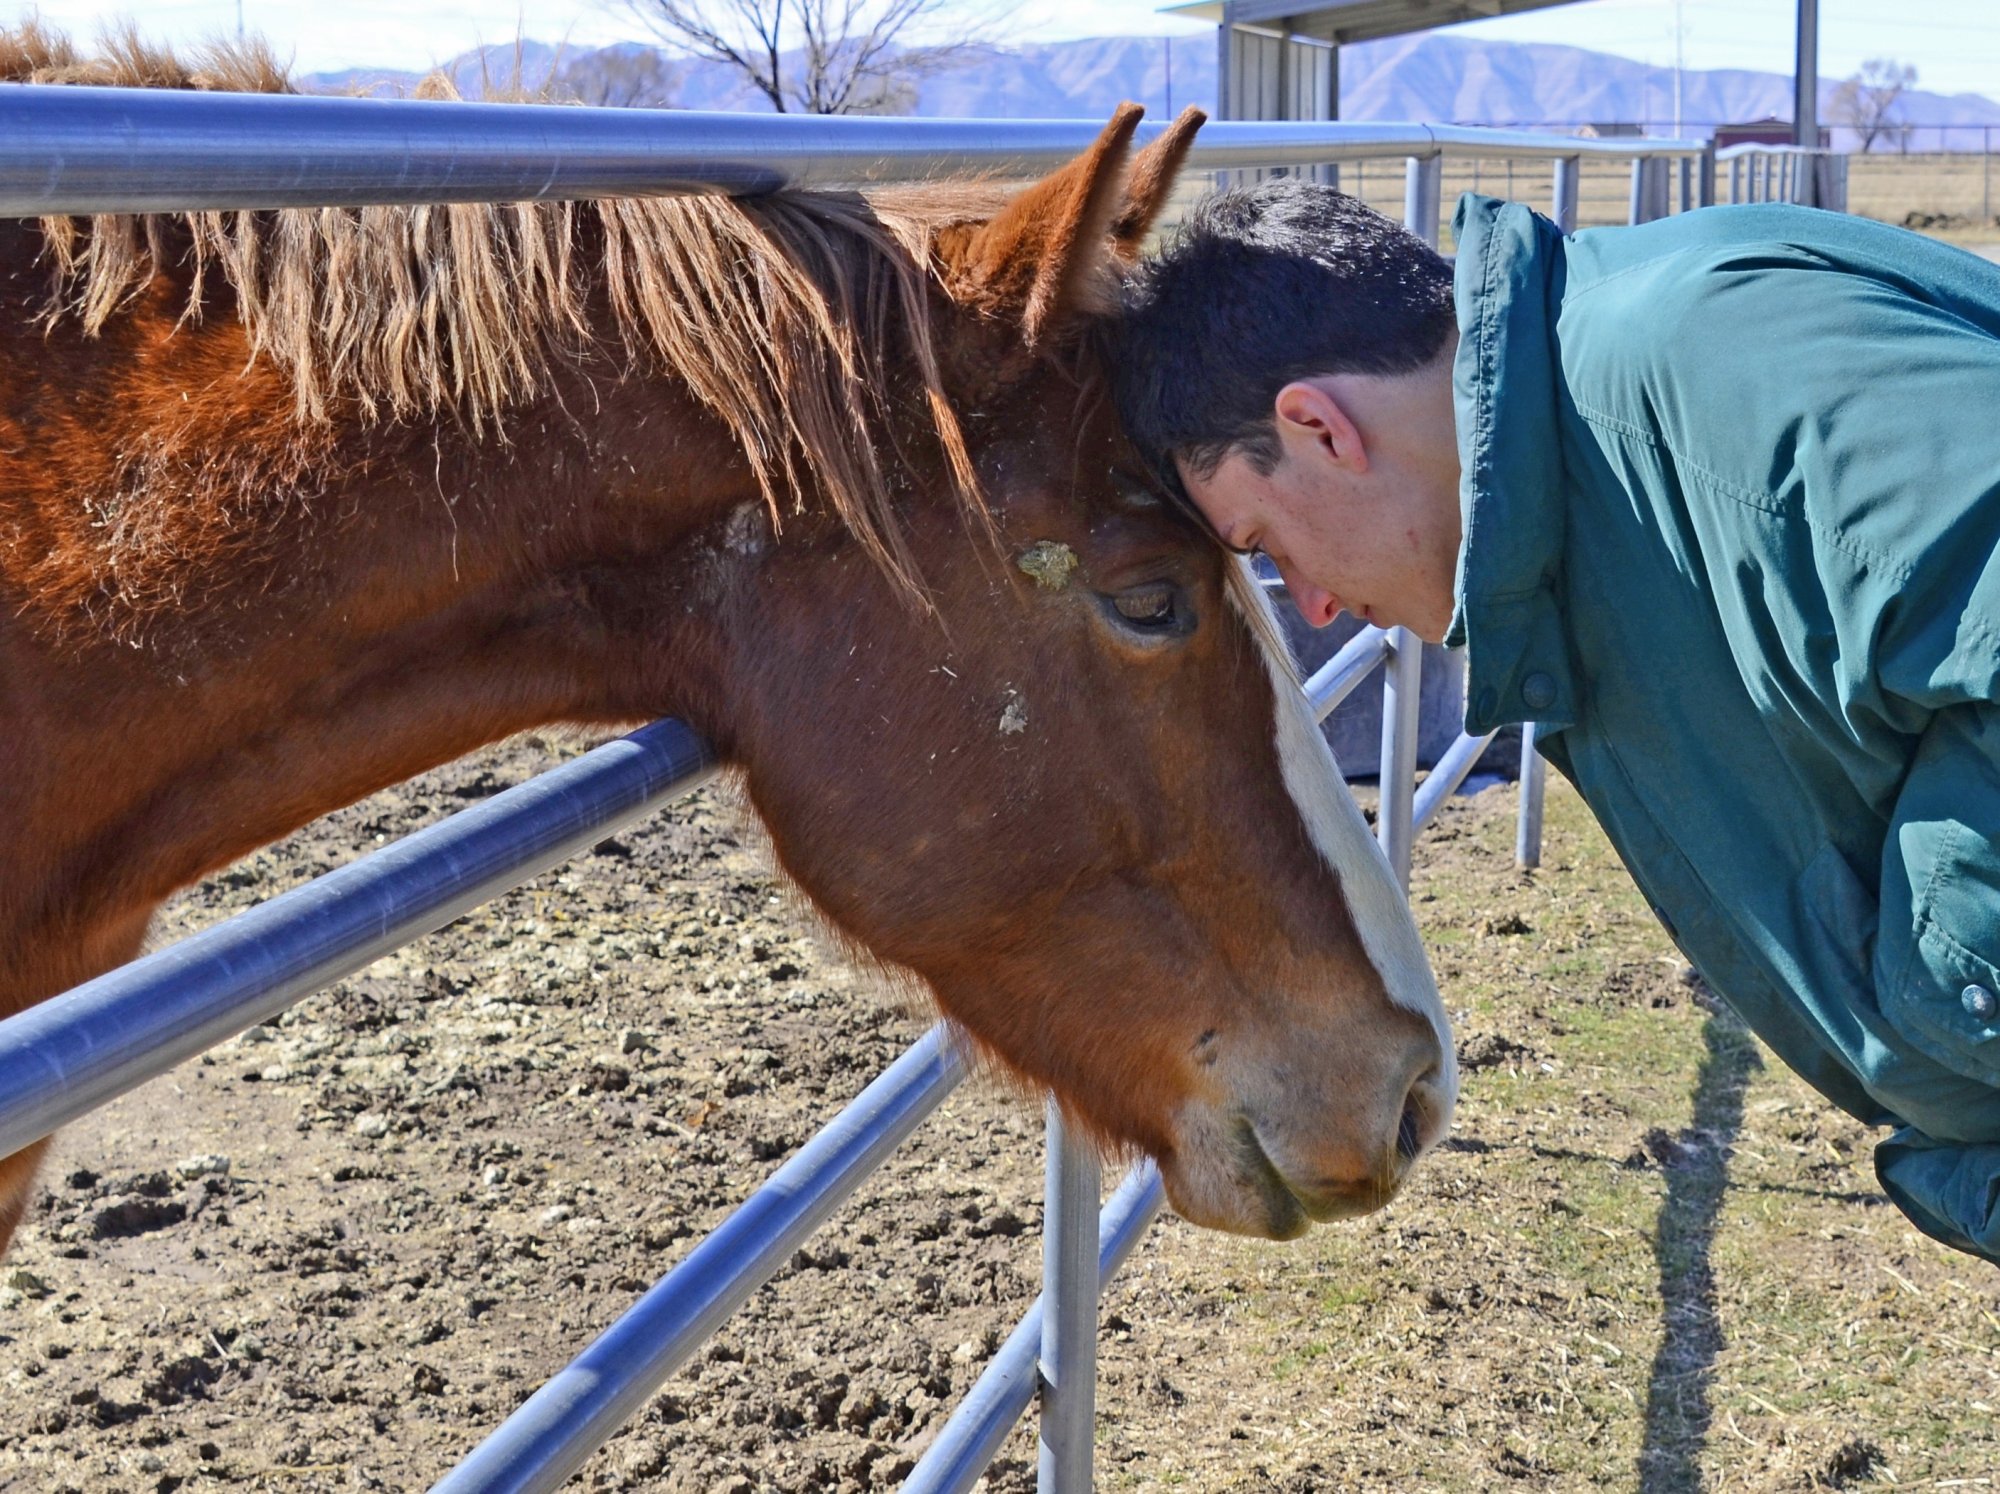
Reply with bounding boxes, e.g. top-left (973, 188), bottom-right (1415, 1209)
top-left (1161, 1043), bottom-right (1454, 1240)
